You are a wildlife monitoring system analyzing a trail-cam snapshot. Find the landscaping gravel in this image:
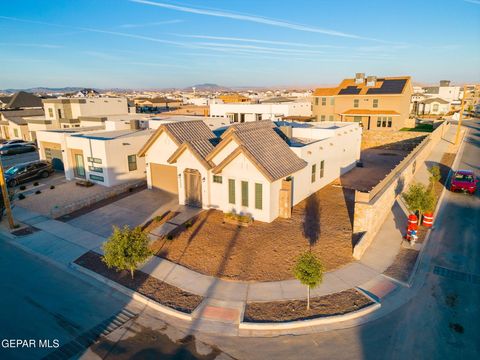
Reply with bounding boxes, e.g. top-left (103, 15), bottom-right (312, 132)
top-left (75, 251), bottom-right (203, 313)
top-left (244, 289), bottom-right (373, 322)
